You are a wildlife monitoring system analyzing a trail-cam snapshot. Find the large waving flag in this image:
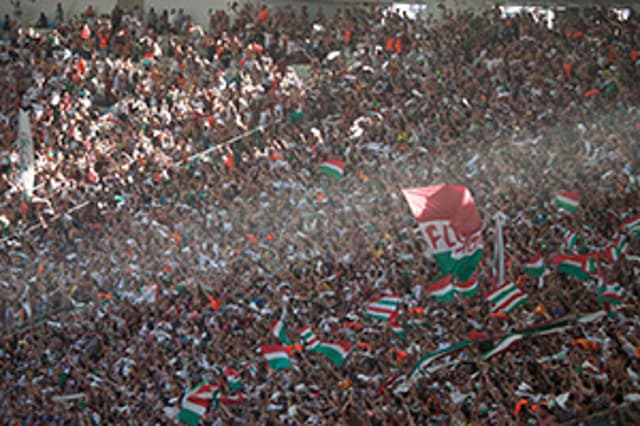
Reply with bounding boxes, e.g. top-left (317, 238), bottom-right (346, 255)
top-left (551, 253), bottom-right (599, 280)
top-left (402, 185), bottom-right (483, 281)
